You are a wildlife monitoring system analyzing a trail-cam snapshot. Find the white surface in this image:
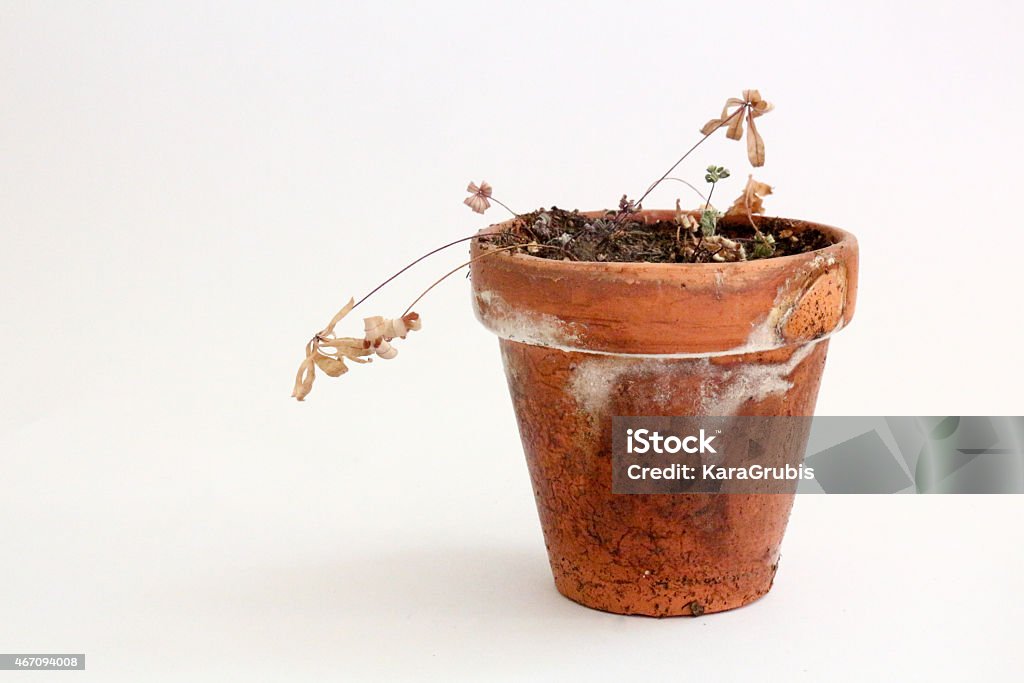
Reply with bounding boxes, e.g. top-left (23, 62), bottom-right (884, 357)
top-left (1, 1), bottom-right (1022, 680)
